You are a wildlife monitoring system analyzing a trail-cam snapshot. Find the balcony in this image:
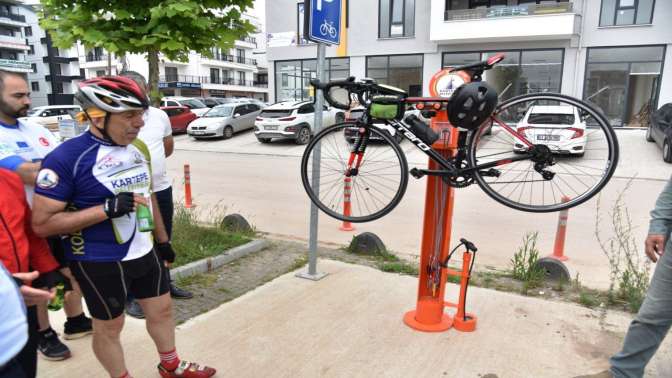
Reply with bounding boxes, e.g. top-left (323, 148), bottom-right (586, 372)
top-left (204, 77), bottom-right (268, 87)
top-left (204, 53), bottom-right (258, 66)
top-left (0, 58), bottom-right (32, 73)
top-left (0, 34), bottom-right (28, 50)
top-left (0, 9), bottom-right (27, 27)
top-left (46, 74), bottom-right (85, 82)
top-left (431, 0), bottom-right (580, 43)
top-left (43, 56), bottom-right (79, 64)
top-left (85, 53), bottom-right (111, 62)
top-left (235, 36), bottom-right (257, 48)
